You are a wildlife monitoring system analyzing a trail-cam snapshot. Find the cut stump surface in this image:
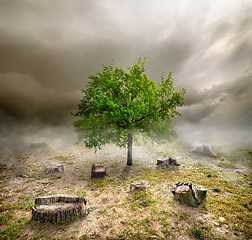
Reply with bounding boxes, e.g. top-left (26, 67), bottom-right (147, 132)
top-left (32, 194), bottom-right (87, 223)
top-left (171, 182), bottom-right (207, 207)
top-left (91, 163), bottom-right (106, 178)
